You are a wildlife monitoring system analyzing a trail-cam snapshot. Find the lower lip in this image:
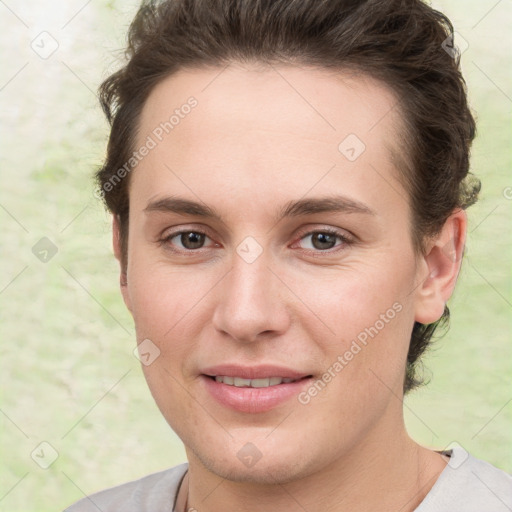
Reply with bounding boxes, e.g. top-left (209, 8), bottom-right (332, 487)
top-left (201, 375), bottom-right (313, 413)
